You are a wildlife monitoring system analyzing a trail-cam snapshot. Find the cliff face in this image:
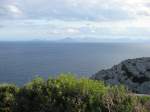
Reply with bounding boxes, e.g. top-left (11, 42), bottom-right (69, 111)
top-left (91, 57), bottom-right (150, 94)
